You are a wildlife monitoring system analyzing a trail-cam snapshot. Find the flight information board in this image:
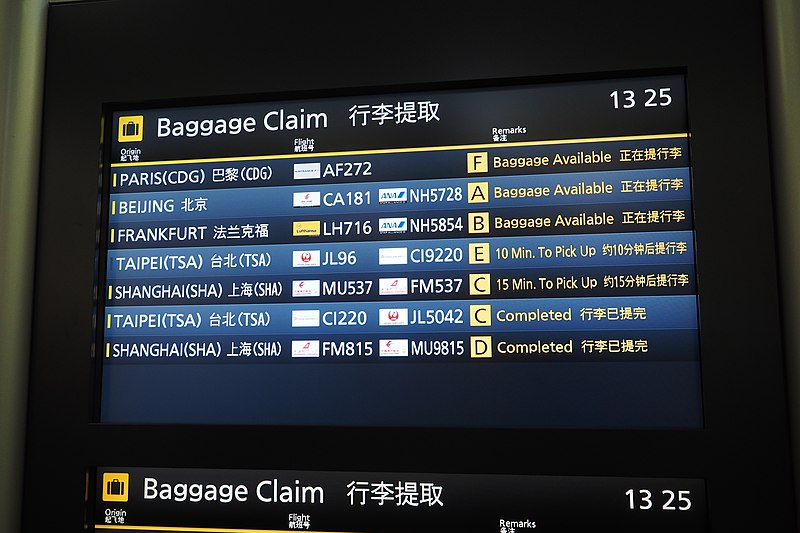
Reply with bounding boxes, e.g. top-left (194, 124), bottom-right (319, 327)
top-left (92, 466), bottom-right (706, 532)
top-left (98, 74), bottom-right (700, 427)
